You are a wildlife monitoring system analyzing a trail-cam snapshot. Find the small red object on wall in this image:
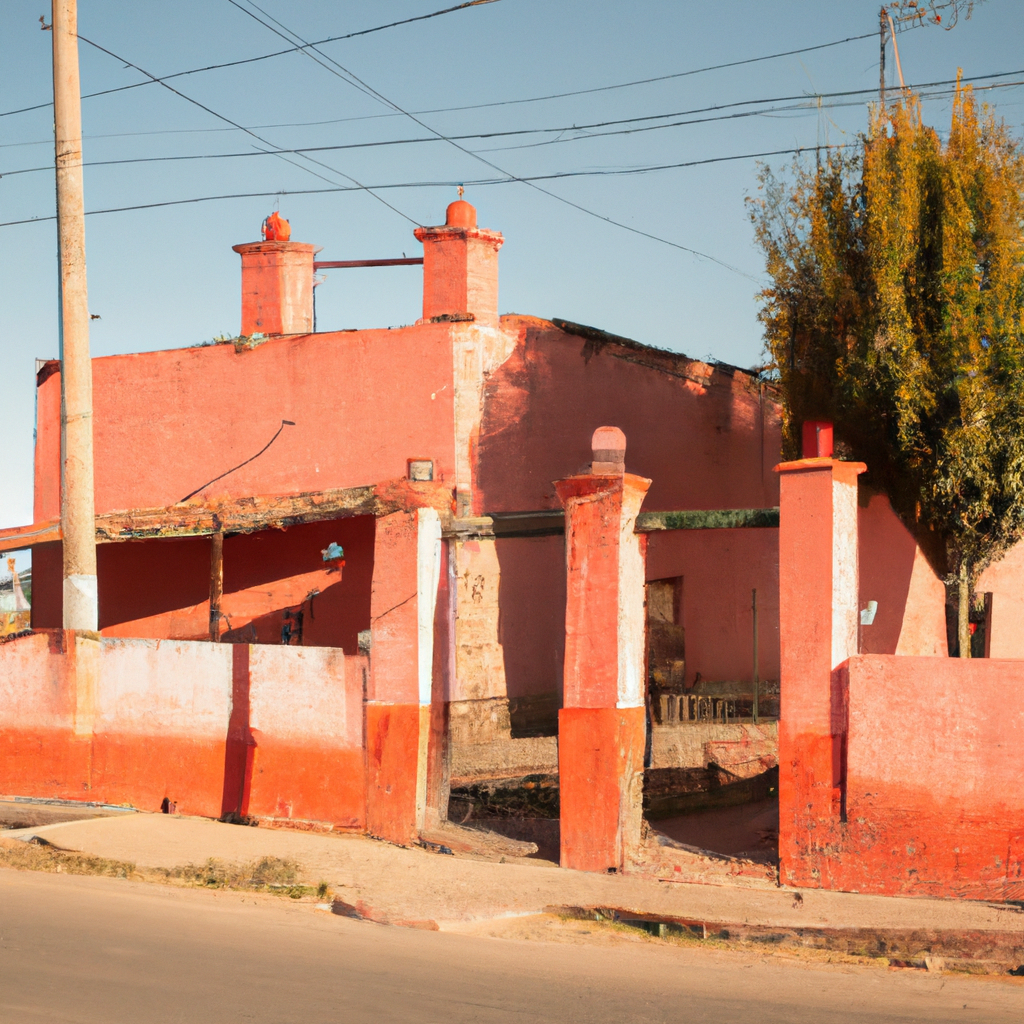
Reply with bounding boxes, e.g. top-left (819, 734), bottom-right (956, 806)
top-left (262, 211), bottom-right (292, 242)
